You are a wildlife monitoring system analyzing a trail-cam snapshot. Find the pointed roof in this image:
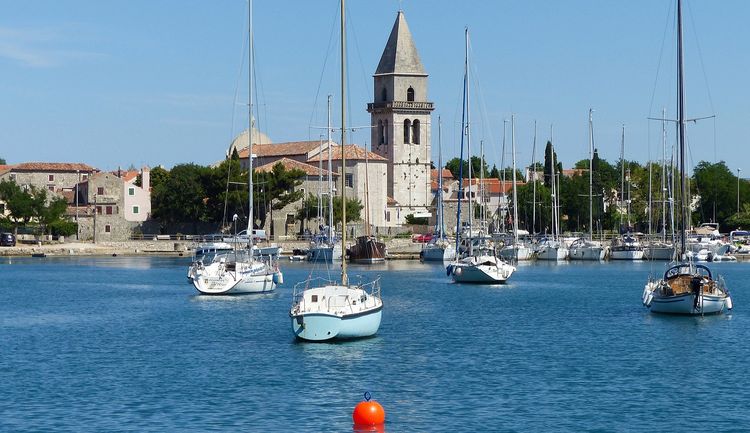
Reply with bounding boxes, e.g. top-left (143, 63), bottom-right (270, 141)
top-left (254, 157), bottom-right (335, 177)
top-left (307, 145), bottom-right (387, 162)
top-left (375, 11), bottom-right (426, 76)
